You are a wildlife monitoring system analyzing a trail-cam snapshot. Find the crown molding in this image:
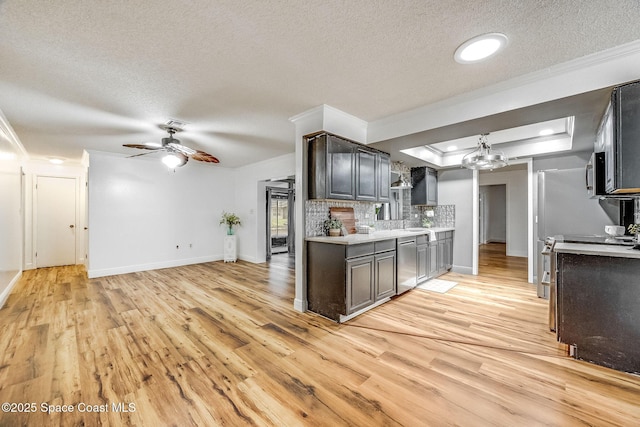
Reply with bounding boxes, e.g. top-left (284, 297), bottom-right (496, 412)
top-left (0, 108), bottom-right (29, 159)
